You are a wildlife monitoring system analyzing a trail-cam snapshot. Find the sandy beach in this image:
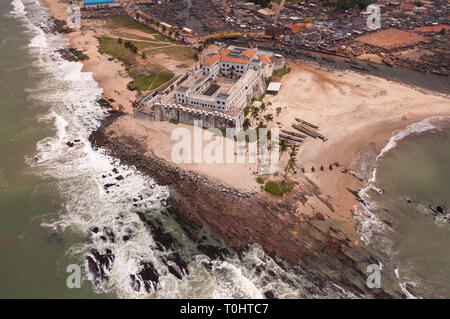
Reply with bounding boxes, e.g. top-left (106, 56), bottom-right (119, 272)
top-left (40, 0), bottom-right (450, 241)
top-left (41, 0), bottom-right (137, 112)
